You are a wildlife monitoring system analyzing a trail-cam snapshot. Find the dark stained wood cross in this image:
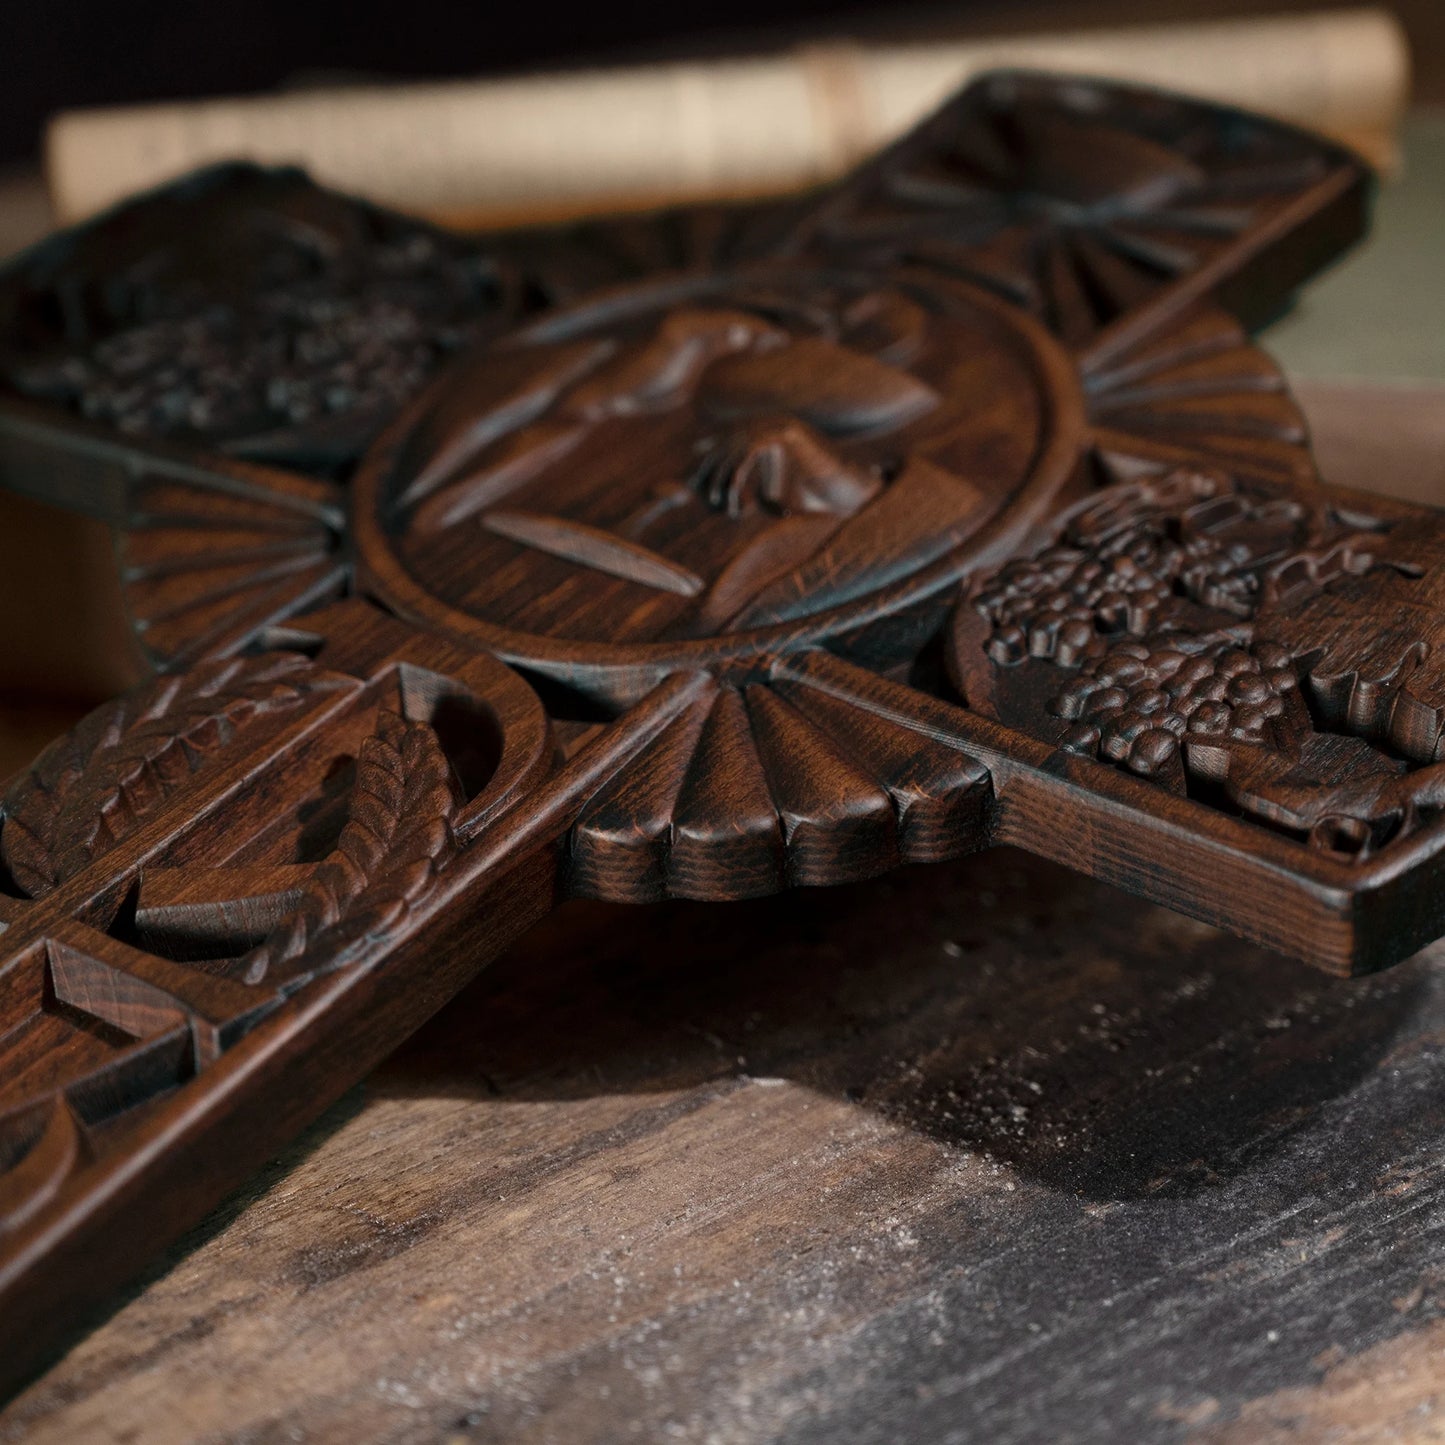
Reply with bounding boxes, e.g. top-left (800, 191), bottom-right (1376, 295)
top-left (0, 71), bottom-right (1440, 1397)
